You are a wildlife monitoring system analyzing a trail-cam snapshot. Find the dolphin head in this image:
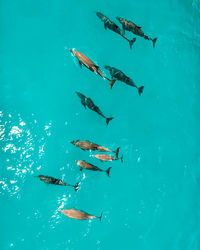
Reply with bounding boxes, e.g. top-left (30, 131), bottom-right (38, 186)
top-left (71, 140), bottom-right (76, 145)
top-left (104, 65), bottom-right (111, 71)
top-left (116, 17), bottom-right (123, 23)
top-left (69, 48), bottom-right (75, 55)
